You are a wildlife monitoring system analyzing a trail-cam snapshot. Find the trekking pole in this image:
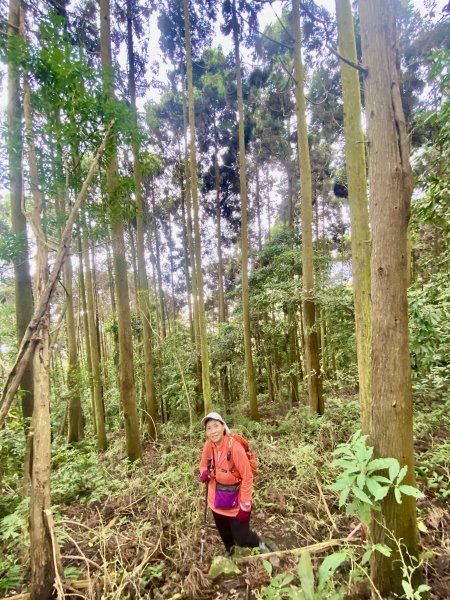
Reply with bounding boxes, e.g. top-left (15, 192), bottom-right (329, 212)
top-left (200, 458), bottom-right (212, 563)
